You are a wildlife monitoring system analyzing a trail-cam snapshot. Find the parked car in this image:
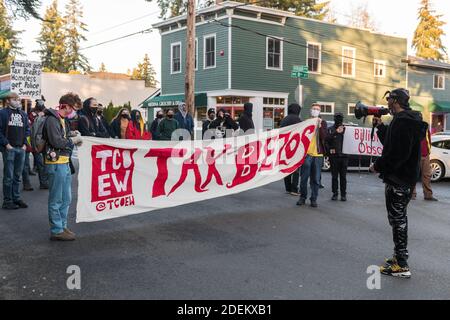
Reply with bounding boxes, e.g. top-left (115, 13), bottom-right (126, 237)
top-left (430, 136), bottom-right (450, 181)
top-left (432, 131), bottom-right (450, 136)
top-left (322, 121), bottom-right (377, 171)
